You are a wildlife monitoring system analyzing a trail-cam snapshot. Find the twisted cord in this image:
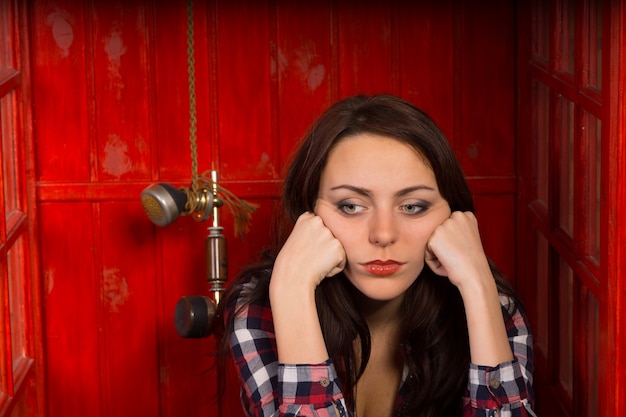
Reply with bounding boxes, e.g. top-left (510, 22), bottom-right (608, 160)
top-left (187, 0), bottom-right (199, 192)
top-left (183, 0), bottom-right (258, 237)
top-left (198, 172), bottom-right (259, 239)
